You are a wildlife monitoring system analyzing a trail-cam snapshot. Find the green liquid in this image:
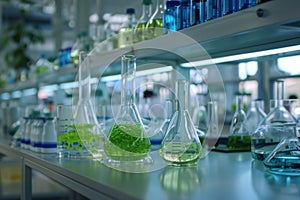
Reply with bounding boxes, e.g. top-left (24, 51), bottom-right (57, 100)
top-left (159, 142), bottom-right (201, 165)
top-left (145, 18), bottom-right (163, 40)
top-left (134, 22), bottom-right (147, 43)
top-left (58, 124), bottom-right (100, 154)
top-left (227, 135), bottom-right (251, 150)
top-left (104, 123), bottom-right (151, 161)
top-left (118, 27), bottom-right (134, 48)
